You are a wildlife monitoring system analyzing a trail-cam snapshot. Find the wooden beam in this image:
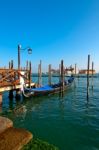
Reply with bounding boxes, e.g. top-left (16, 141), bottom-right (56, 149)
top-left (87, 54), bottom-right (90, 99)
top-left (48, 64), bottom-right (51, 85)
